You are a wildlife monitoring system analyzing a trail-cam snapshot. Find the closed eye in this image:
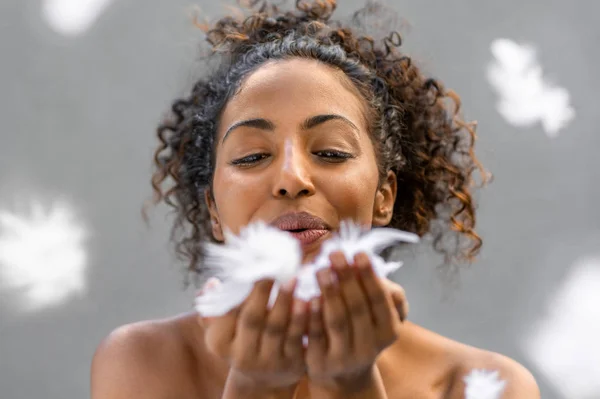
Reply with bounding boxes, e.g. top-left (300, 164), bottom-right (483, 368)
top-left (230, 150), bottom-right (354, 167)
top-left (230, 153), bottom-right (270, 166)
top-left (314, 150), bottom-right (354, 163)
